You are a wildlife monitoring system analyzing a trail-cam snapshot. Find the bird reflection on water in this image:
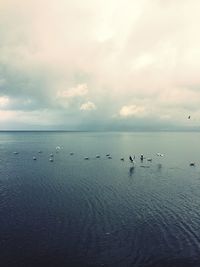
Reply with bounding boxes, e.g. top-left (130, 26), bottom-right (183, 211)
top-left (129, 166), bottom-right (135, 177)
top-left (157, 163), bottom-right (162, 170)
